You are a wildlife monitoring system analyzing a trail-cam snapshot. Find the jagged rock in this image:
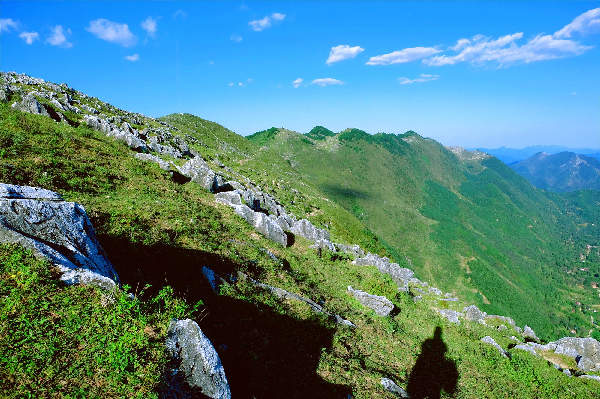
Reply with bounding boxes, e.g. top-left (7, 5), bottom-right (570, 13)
top-left (463, 305), bottom-right (487, 324)
top-left (0, 184), bottom-right (118, 290)
top-left (497, 325), bottom-right (508, 332)
top-left (309, 239), bottom-right (336, 253)
top-left (178, 156), bottom-right (219, 192)
top-left (514, 344), bottom-right (538, 356)
top-left (353, 253), bottom-right (415, 292)
top-left (290, 218), bottom-right (330, 242)
top-left (552, 337), bottom-right (600, 372)
top-left (233, 205), bottom-right (287, 247)
top-left (335, 243), bottom-right (365, 258)
top-left (522, 325), bottom-right (540, 342)
top-left (215, 191), bottom-right (245, 207)
top-left (237, 271), bottom-right (355, 327)
top-left (163, 319), bottom-right (231, 399)
top-left (413, 295), bottom-right (422, 302)
top-left (275, 214), bottom-right (294, 231)
top-left (428, 287), bottom-right (442, 296)
top-left (11, 93), bottom-right (49, 116)
top-left (438, 309), bottom-right (462, 325)
top-left (134, 153), bottom-right (172, 171)
top-left (380, 377), bottom-right (410, 398)
top-left (348, 286), bottom-right (394, 317)
top-left (481, 336), bottom-right (509, 358)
